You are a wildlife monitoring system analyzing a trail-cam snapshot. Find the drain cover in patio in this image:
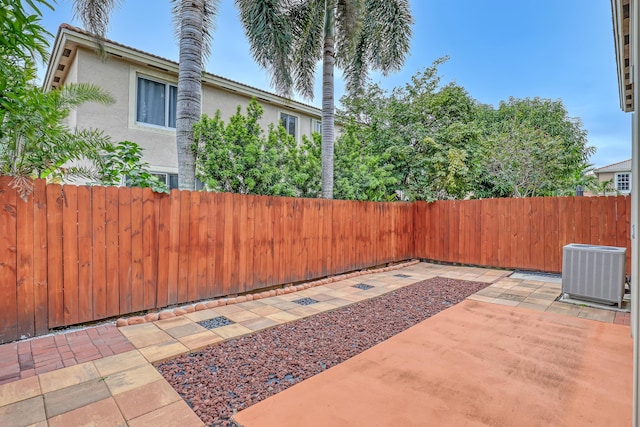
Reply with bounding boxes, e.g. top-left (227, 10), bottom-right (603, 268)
top-left (197, 316), bottom-right (234, 329)
top-left (292, 298), bottom-right (319, 306)
top-left (353, 283), bottom-right (374, 290)
top-left (394, 274), bottom-right (411, 278)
